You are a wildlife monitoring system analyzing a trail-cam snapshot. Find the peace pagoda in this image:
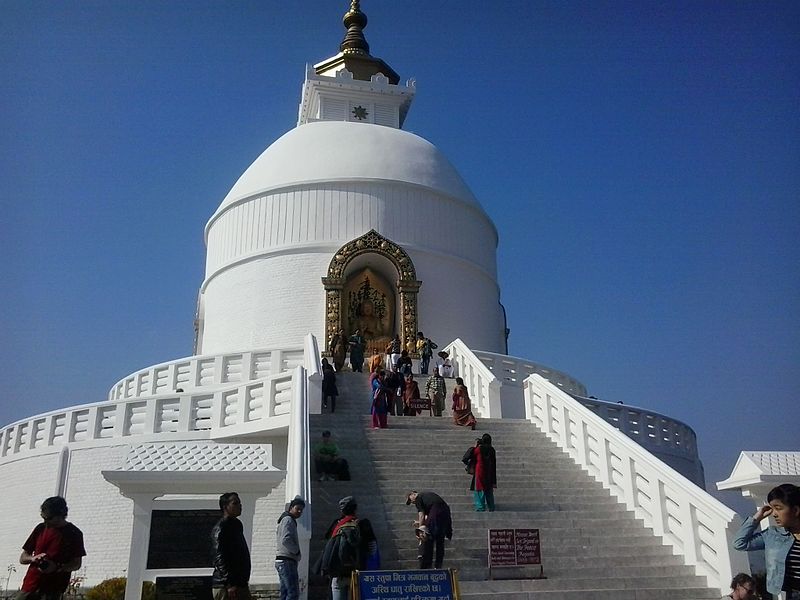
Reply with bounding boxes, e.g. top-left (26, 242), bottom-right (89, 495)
top-left (1, 3), bottom-right (748, 599)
